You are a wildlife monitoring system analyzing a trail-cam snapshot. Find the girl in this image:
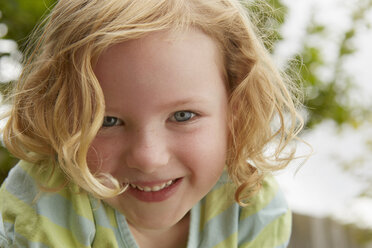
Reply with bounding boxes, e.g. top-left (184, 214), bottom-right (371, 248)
top-left (0, 0), bottom-right (303, 247)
